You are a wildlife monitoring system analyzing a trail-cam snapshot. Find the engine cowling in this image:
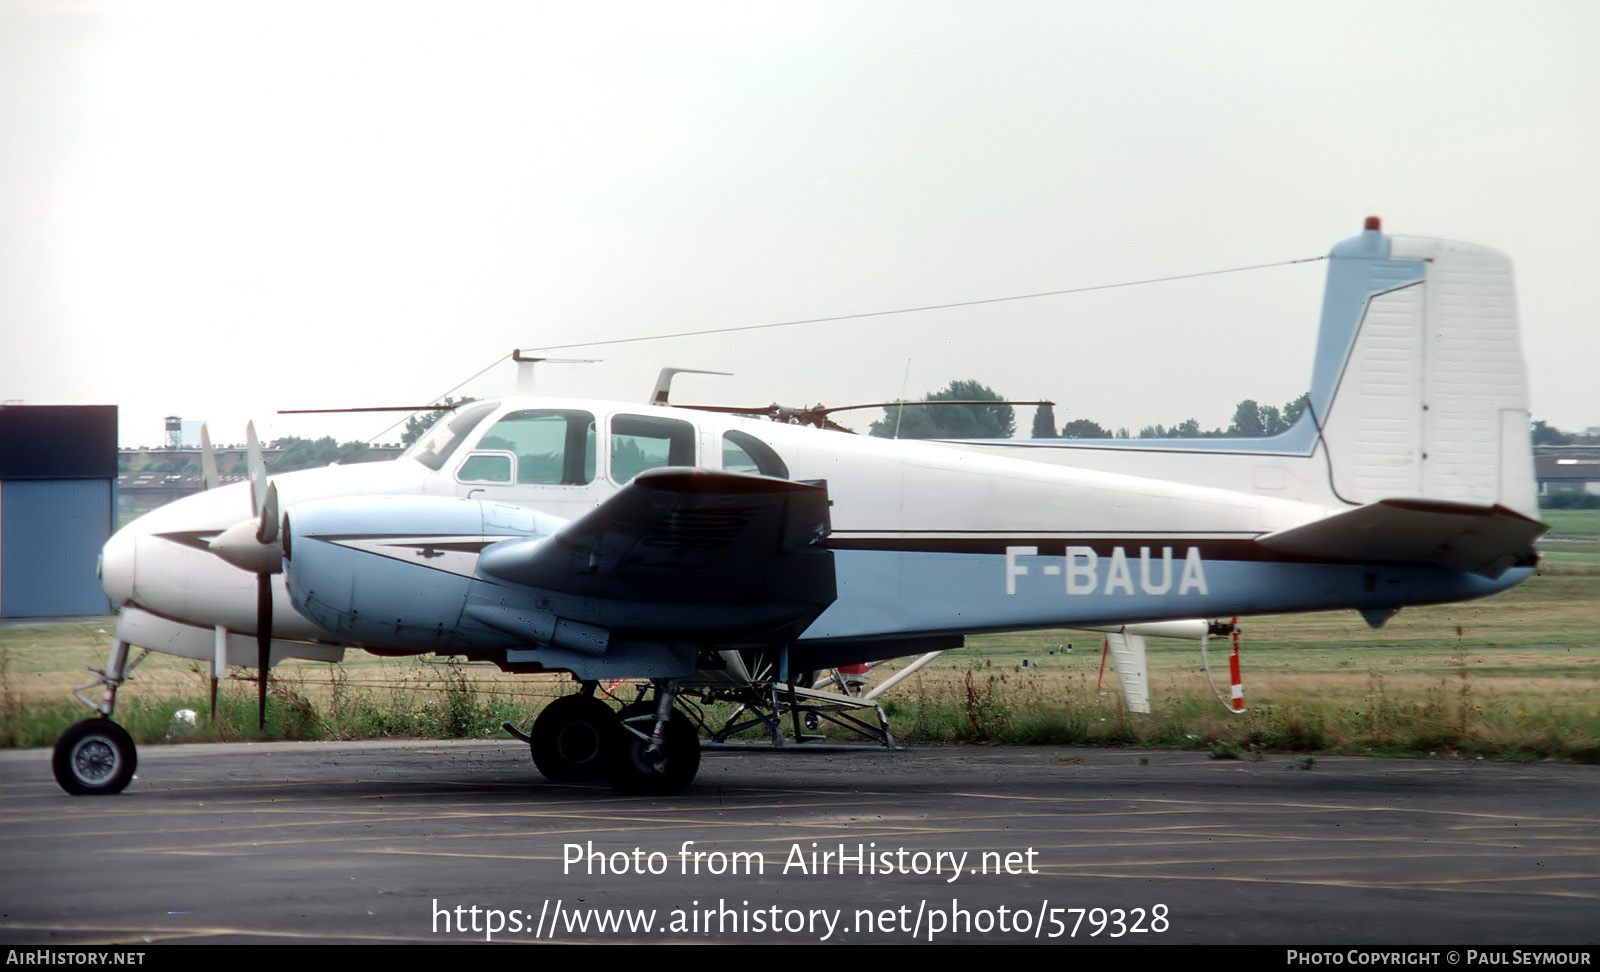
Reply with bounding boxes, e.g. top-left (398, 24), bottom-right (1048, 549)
top-left (283, 496), bottom-right (562, 654)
